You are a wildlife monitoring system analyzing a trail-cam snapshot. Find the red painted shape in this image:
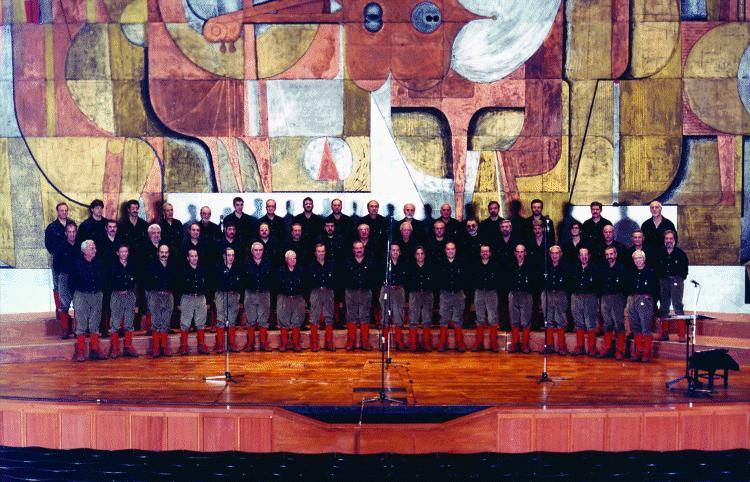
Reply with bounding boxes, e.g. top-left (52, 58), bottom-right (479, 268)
top-left (611, 0), bottom-right (630, 78)
top-left (318, 137), bottom-right (340, 181)
top-left (717, 135), bottom-right (737, 206)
